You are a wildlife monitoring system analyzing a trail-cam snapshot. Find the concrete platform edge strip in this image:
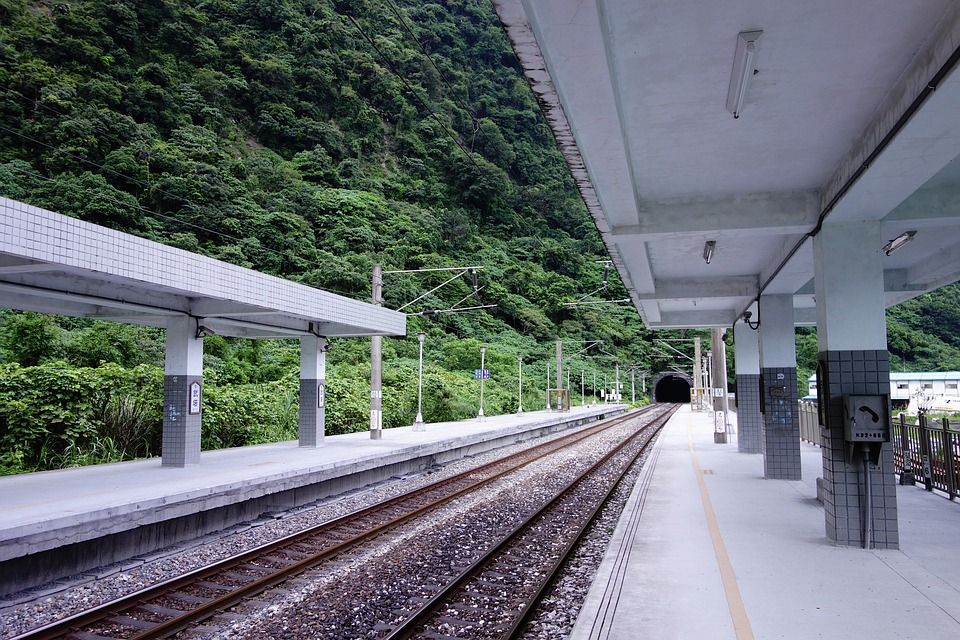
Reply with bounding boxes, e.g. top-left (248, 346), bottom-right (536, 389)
top-left (568, 421), bottom-right (667, 640)
top-left (0, 407), bottom-right (623, 596)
